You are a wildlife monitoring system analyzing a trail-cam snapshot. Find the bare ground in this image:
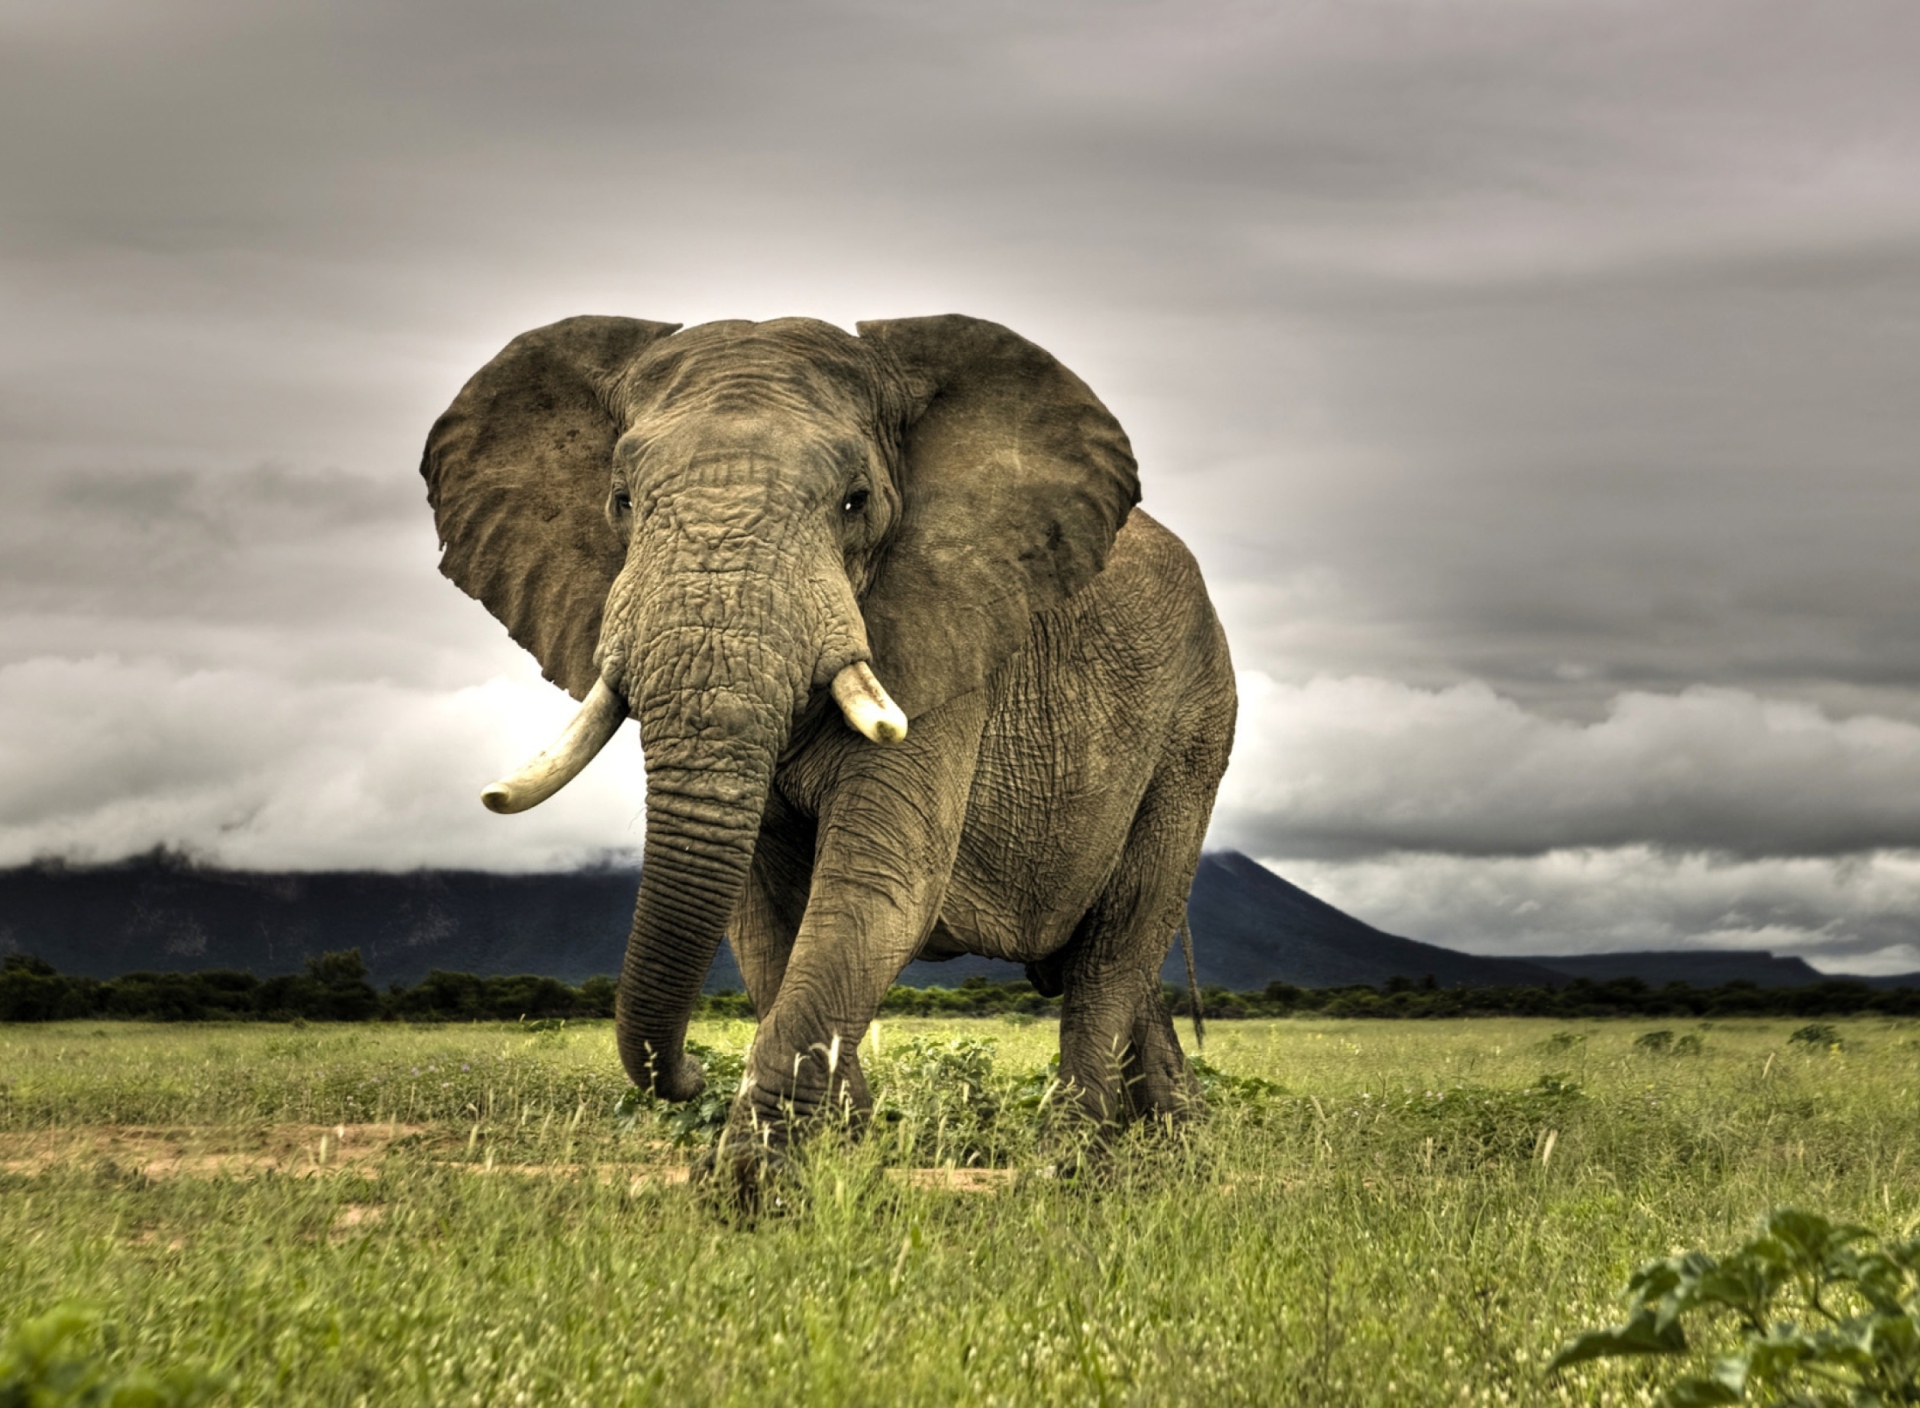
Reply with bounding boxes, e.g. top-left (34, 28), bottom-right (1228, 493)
top-left (0, 1124), bottom-right (1015, 1192)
